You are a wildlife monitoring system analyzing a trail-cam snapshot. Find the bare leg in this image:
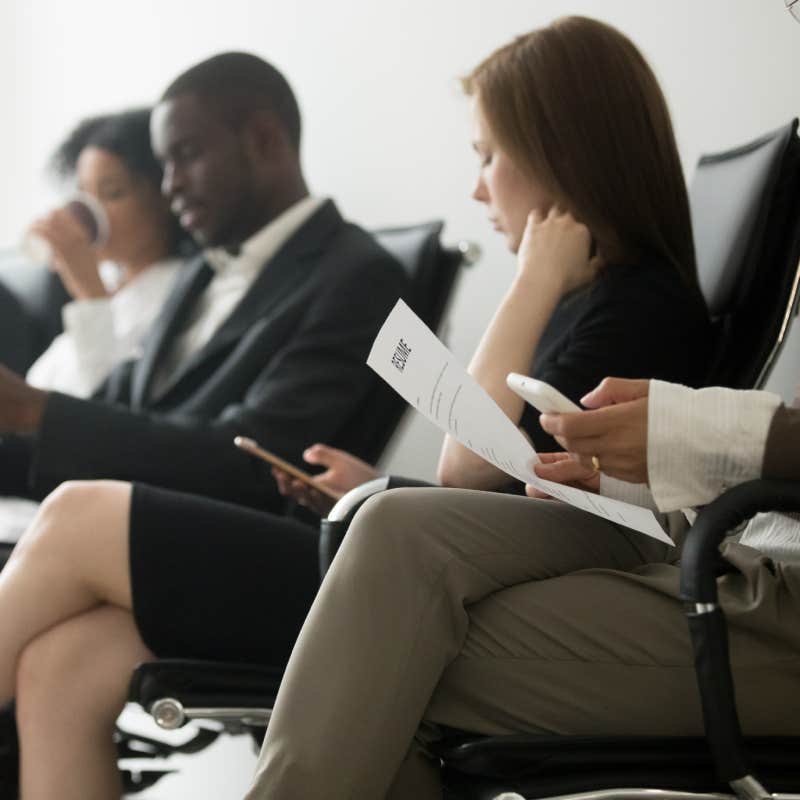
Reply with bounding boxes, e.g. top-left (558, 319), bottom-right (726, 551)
top-left (0, 480), bottom-right (134, 704)
top-left (16, 606), bottom-right (152, 800)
